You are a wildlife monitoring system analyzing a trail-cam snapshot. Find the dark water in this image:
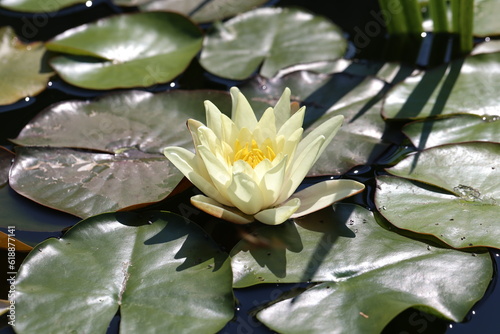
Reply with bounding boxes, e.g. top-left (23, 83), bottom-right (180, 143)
top-left (1, 1), bottom-right (499, 333)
